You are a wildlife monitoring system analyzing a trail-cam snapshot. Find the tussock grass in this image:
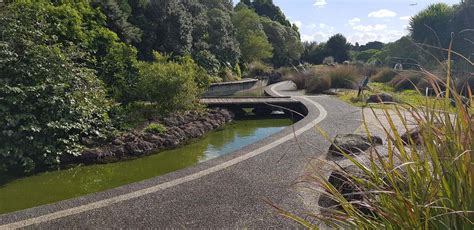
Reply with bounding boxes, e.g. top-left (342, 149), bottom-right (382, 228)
top-left (327, 66), bottom-right (359, 89)
top-left (286, 65), bottom-right (362, 94)
top-left (277, 49), bottom-right (474, 229)
top-left (371, 68), bottom-right (398, 83)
